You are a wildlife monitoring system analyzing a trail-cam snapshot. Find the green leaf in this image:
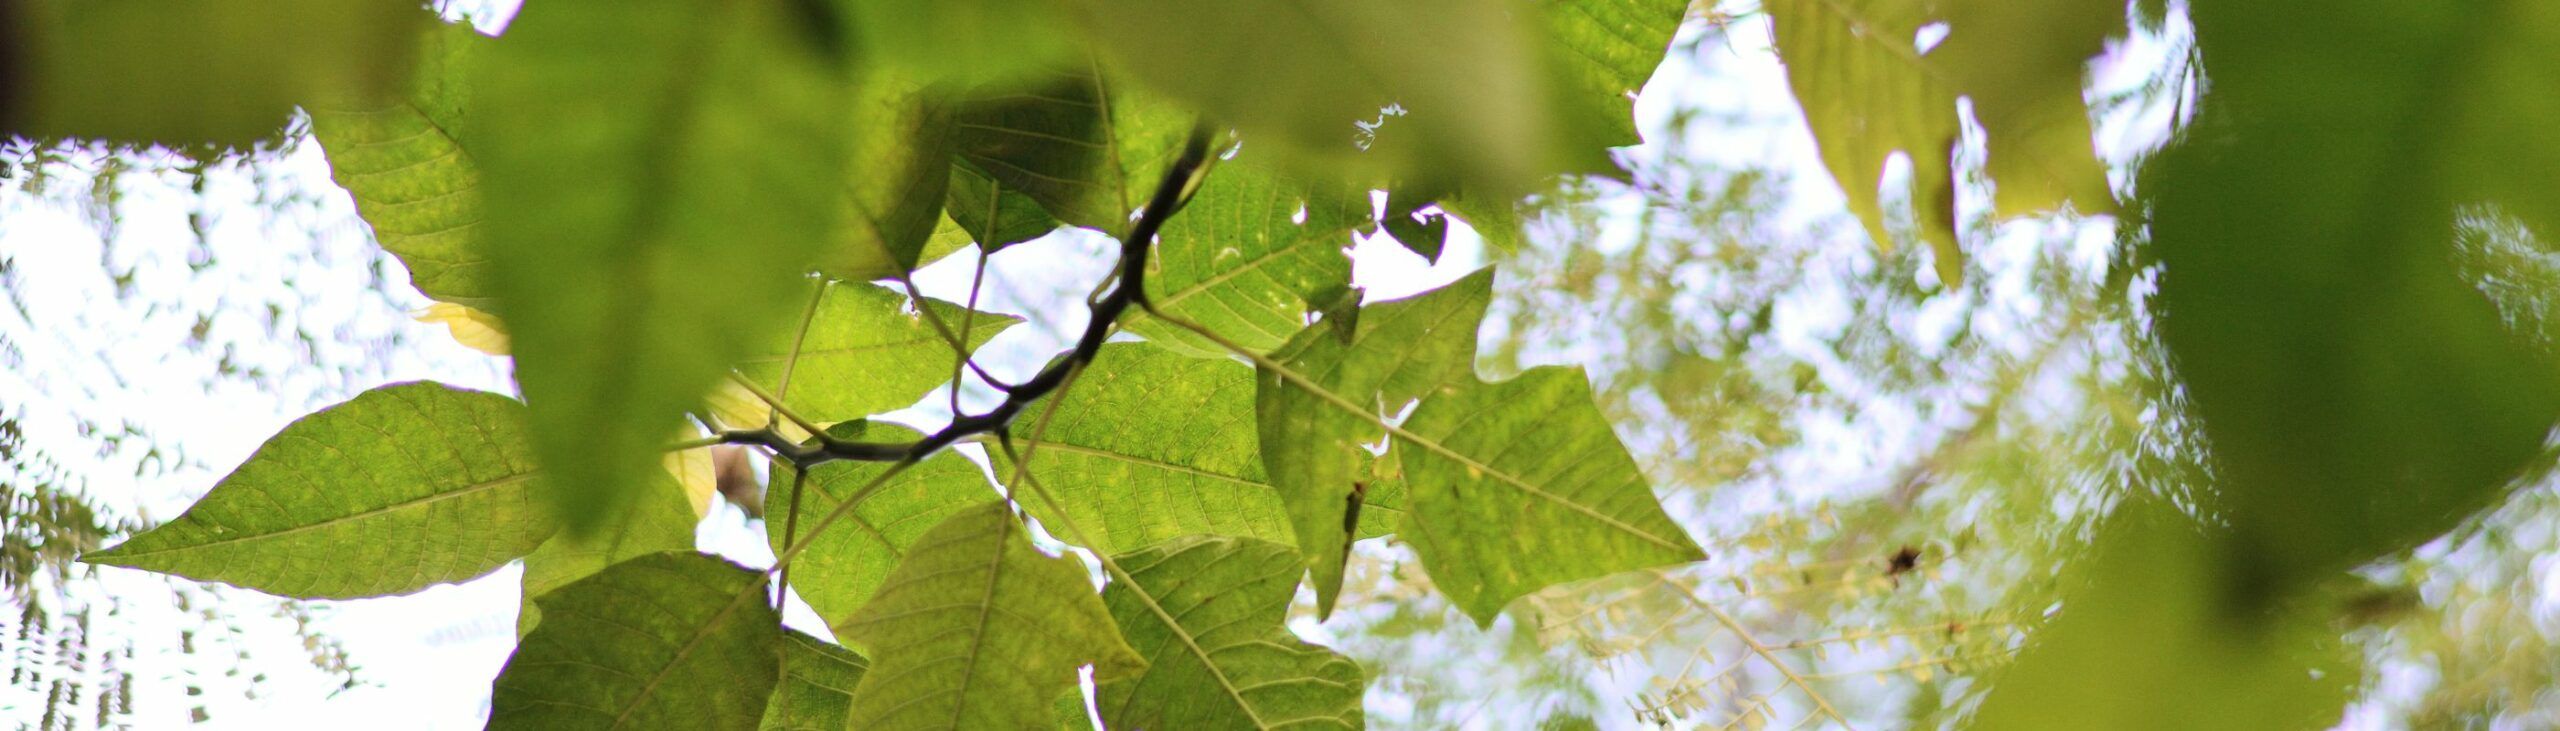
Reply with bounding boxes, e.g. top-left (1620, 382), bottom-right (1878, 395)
top-left (734, 280), bottom-right (1021, 424)
top-left (1066, 0), bottom-right (1568, 191)
top-left (1393, 365), bottom-right (1704, 626)
top-left (8, 0), bottom-right (429, 147)
top-left (993, 343), bottom-right (1402, 556)
top-left (1258, 270), bottom-right (1496, 617)
top-left (516, 470), bottom-right (700, 636)
top-left (762, 631), bottom-right (870, 731)
top-left (473, 0), bottom-right (850, 533)
top-left (839, 501), bottom-right (1146, 730)
top-left (829, 0), bottom-right (1079, 85)
top-left (766, 421), bottom-right (991, 637)
top-left (489, 552), bottom-right (778, 730)
top-left (309, 22), bottom-right (493, 306)
top-left (1095, 536), bottom-right (1365, 731)
top-left (1124, 159), bottom-right (1363, 357)
top-left (1536, 0), bottom-right (1690, 152)
top-left (1928, 0), bottom-right (2120, 218)
top-left (1764, 0), bottom-right (1963, 283)
top-left (83, 382), bottom-right (551, 600)
top-left (950, 69), bottom-right (1193, 234)
top-left (822, 69), bottom-right (957, 281)
top-left (944, 160), bottom-right (1062, 252)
